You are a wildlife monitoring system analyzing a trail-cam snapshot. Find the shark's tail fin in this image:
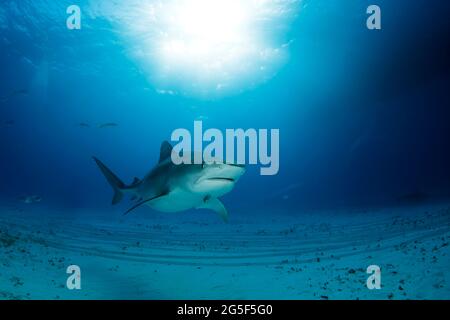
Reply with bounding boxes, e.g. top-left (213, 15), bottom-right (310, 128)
top-left (93, 157), bottom-right (126, 205)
